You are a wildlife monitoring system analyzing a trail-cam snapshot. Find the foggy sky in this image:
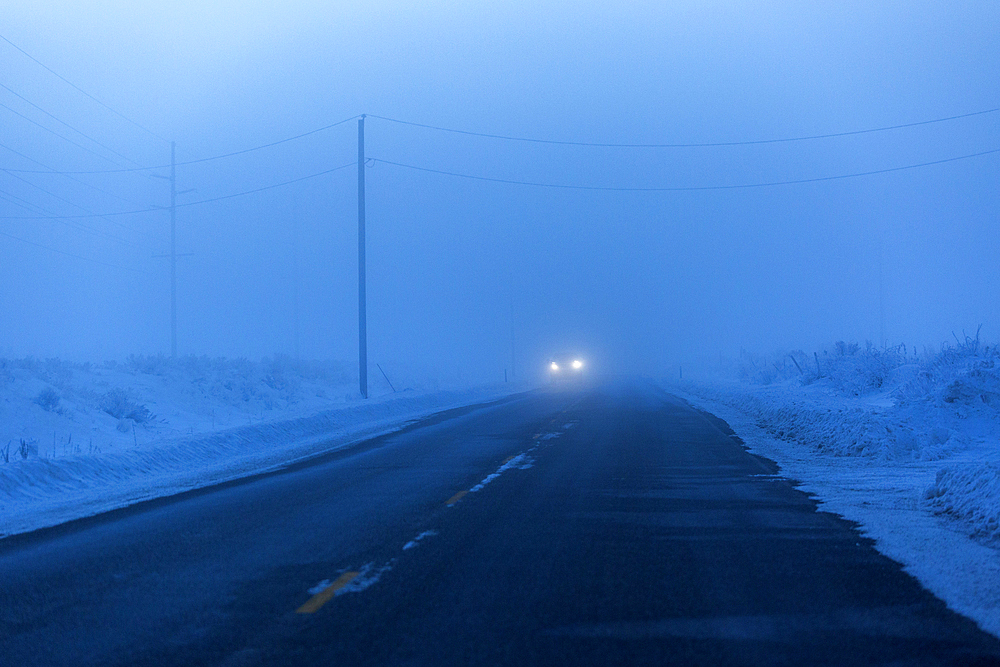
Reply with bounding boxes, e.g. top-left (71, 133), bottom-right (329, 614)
top-left (2, 1), bottom-right (998, 382)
